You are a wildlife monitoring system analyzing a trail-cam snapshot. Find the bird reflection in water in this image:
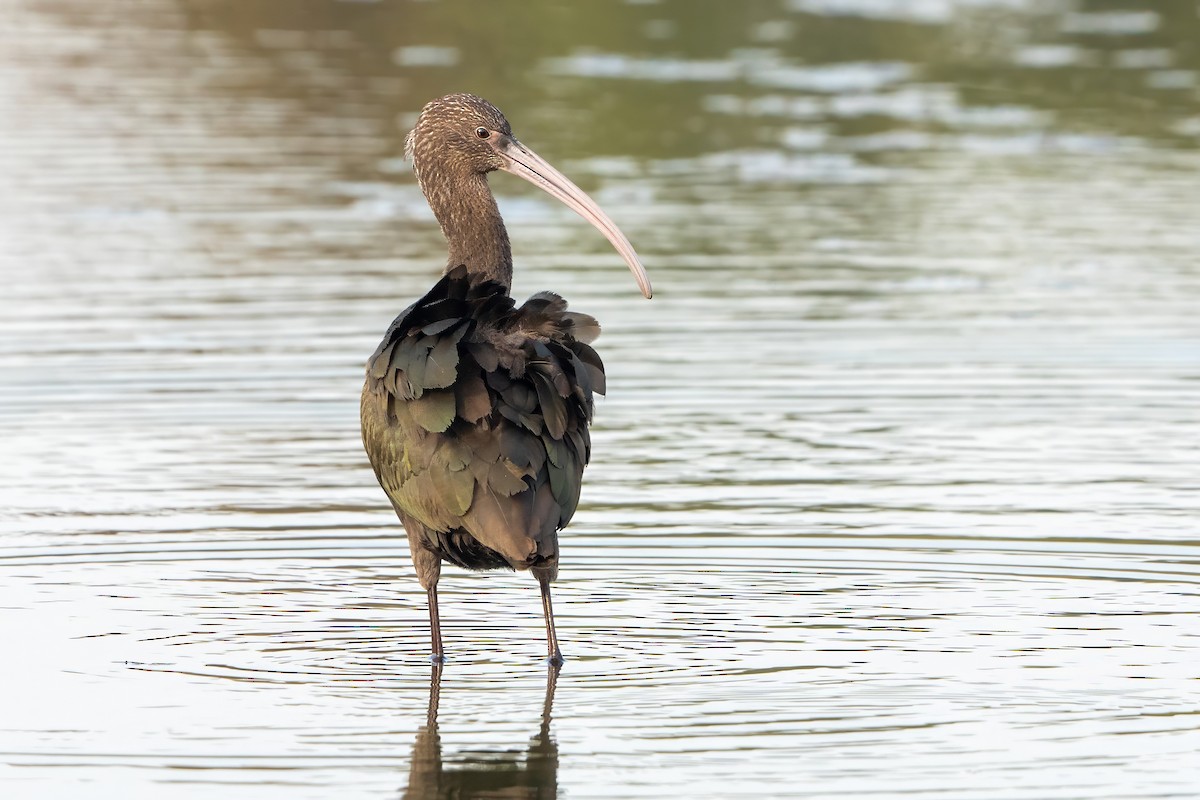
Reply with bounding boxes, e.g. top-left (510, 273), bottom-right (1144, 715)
top-left (401, 664), bottom-right (560, 799)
